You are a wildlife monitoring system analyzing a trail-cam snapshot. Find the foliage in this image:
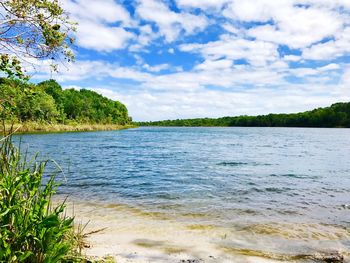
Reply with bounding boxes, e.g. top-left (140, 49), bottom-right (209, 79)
top-left (0, 78), bottom-right (131, 125)
top-left (0, 55), bottom-right (28, 80)
top-left (0, 134), bottom-right (75, 262)
top-left (0, 0), bottom-right (76, 78)
top-left (138, 102), bottom-right (350, 128)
